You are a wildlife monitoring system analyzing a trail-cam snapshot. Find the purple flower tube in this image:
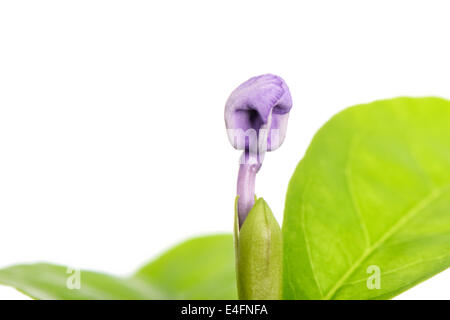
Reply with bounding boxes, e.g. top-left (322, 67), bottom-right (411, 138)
top-left (225, 74), bottom-right (292, 227)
